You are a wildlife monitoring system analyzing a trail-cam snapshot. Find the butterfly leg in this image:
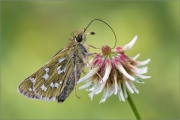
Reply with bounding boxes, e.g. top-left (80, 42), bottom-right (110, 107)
top-left (82, 70), bottom-right (86, 75)
top-left (87, 44), bottom-right (101, 50)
